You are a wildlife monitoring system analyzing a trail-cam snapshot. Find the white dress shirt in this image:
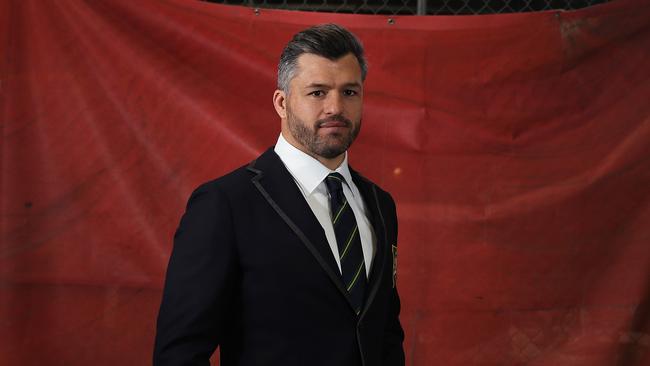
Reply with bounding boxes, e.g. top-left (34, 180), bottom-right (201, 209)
top-left (274, 133), bottom-right (376, 277)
